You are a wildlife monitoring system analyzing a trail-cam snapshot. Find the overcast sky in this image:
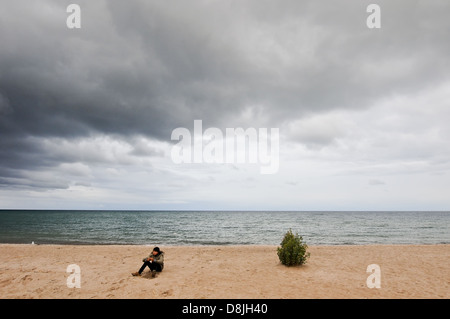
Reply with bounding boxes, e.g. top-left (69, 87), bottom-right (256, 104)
top-left (1, 0), bottom-right (449, 210)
